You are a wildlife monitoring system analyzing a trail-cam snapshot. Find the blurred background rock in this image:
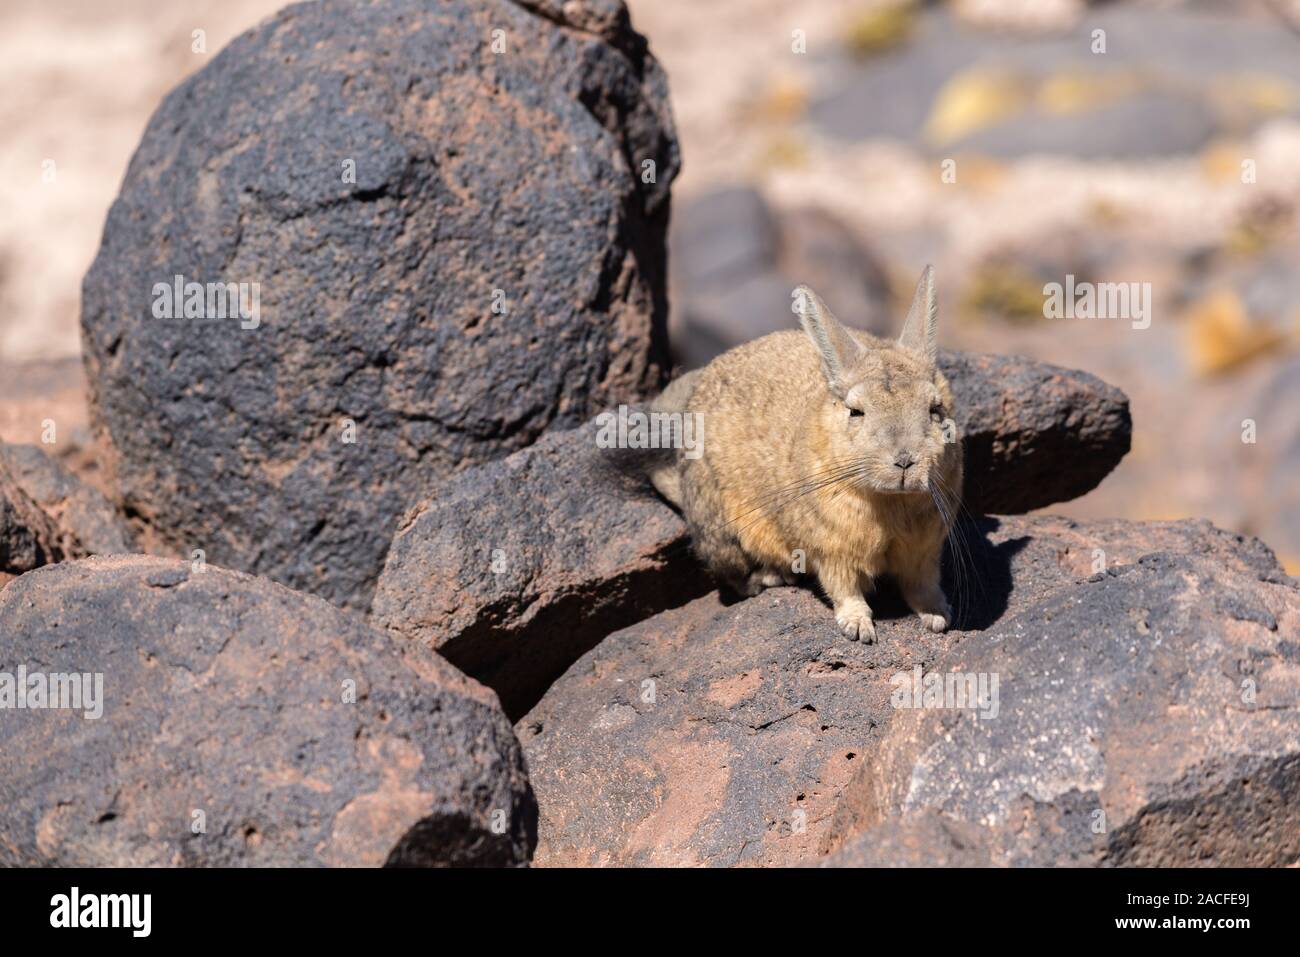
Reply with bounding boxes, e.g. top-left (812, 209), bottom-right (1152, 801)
top-left (2, 0), bottom-right (1297, 569)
